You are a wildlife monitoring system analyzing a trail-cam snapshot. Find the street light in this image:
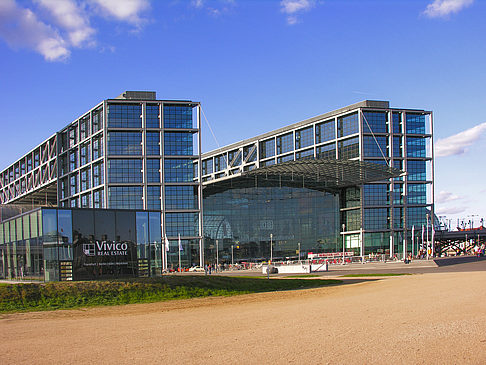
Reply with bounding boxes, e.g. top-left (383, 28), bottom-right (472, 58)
top-left (342, 223), bottom-right (346, 265)
top-left (426, 213), bottom-right (430, 260)
top-left (231, 244), bottom-right (234, 267)
top-left (297, 242), bottom-right (301, 263)
top-left (216, 239), bottom-right (219, 270)
top-left (270, 233), bottom-right (273, 263)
